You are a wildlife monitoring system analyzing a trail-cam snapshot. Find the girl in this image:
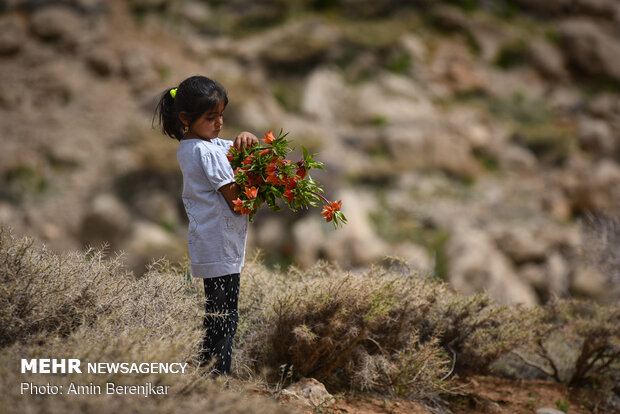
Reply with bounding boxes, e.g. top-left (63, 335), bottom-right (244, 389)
top-left (154, 75), bottom-right (258, 377)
